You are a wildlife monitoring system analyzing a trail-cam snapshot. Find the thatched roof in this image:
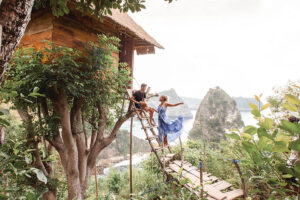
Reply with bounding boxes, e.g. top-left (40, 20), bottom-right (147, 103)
top-left (105, 10), bottom-right (164, 55)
